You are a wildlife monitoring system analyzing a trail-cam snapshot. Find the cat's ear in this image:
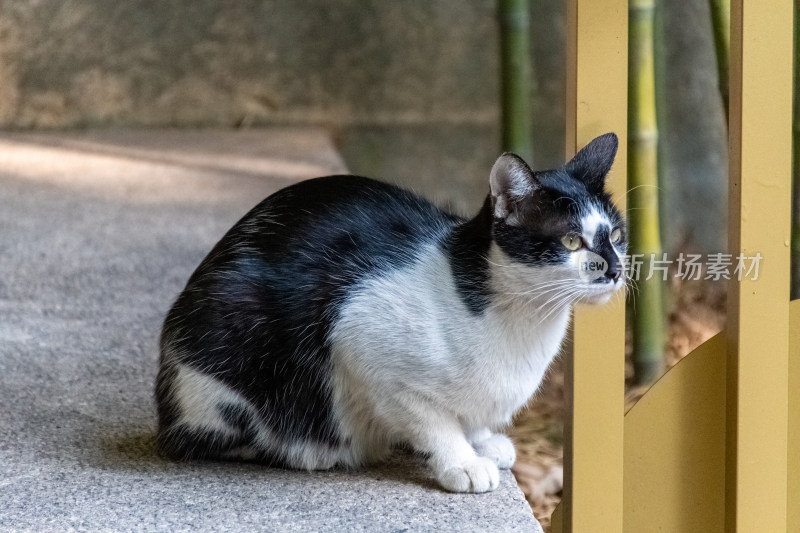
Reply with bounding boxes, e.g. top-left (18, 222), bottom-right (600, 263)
top-left (489, 153), bottom-right (538, 220)
top-left (564, 132), bottom-right (618, 192)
